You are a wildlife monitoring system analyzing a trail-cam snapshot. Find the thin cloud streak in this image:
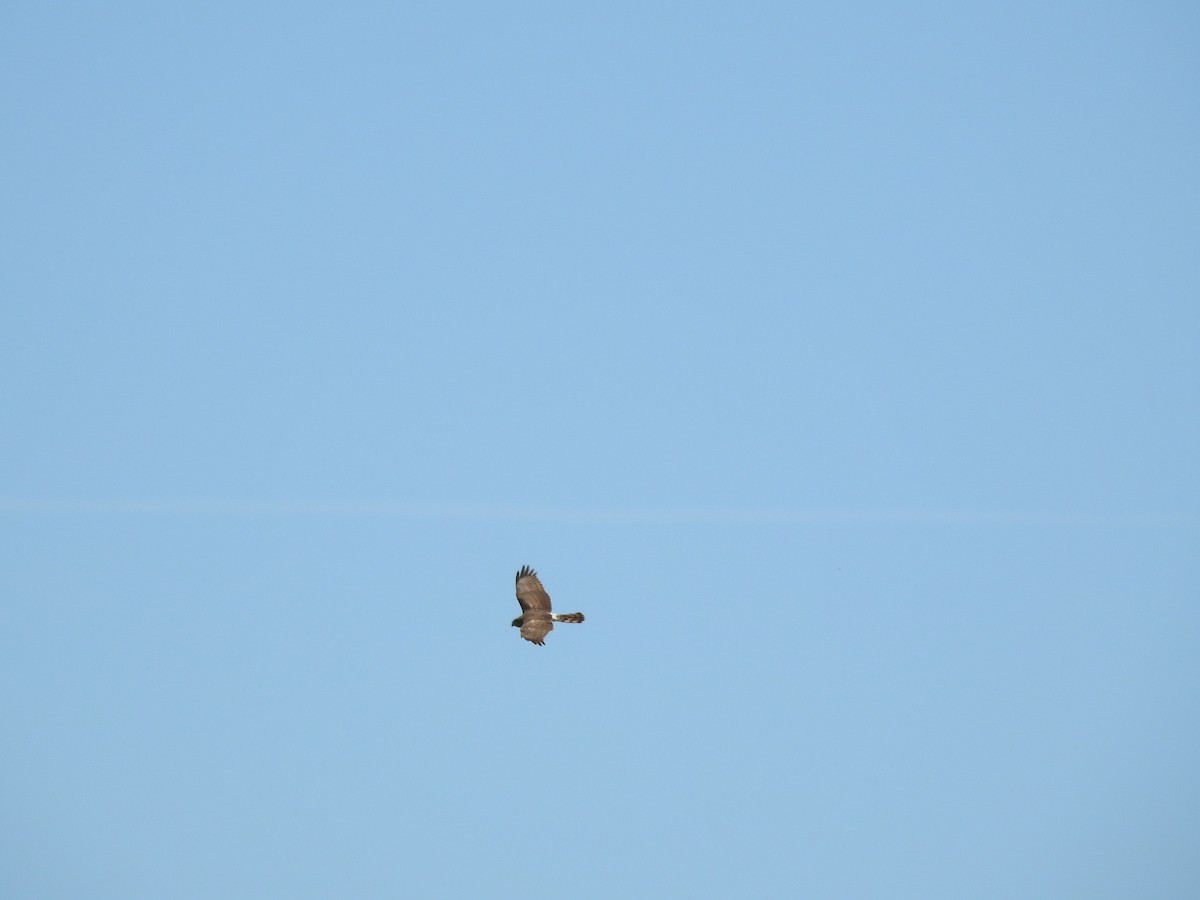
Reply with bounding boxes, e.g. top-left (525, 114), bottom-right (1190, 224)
top-left (0, 498), bottom-right (1194, 527)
